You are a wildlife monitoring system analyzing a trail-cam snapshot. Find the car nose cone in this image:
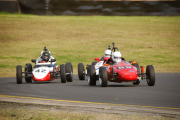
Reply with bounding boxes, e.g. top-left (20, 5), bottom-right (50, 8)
top-left (118, 69), bottom-right (138, 81)
top-left (32, 67), bottom-right (50, 81)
